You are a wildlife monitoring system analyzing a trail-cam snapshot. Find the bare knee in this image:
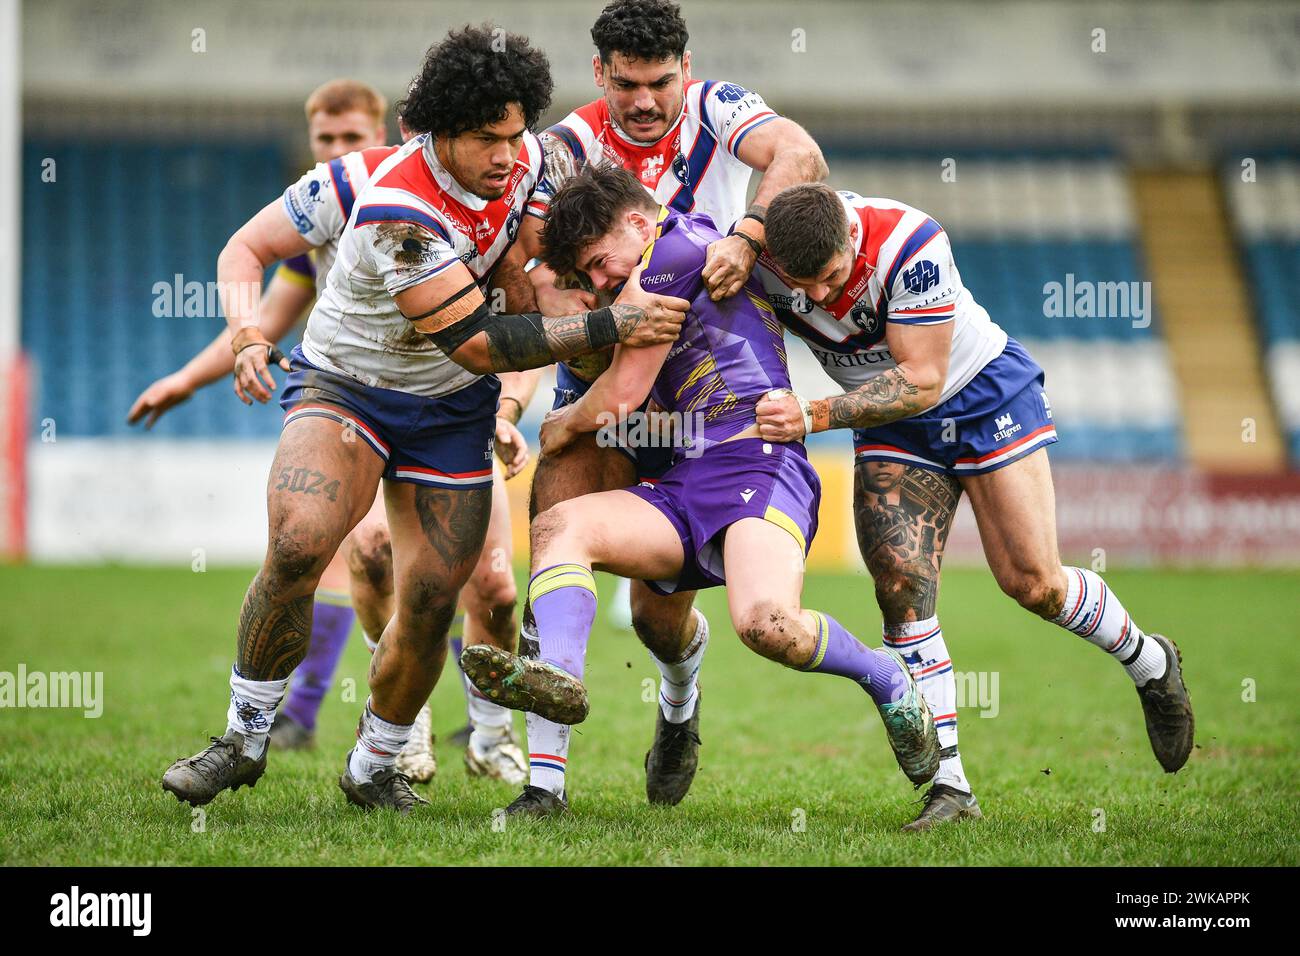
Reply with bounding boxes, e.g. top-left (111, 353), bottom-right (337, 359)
top-left (999, 567), bottom-right (1065, 619)
top-left (732, 600), bottom-right (804, 668)
top-left (867, 554), bottom-right (933, 623)
top-left (471, 563), bottom-right (518, 618)
top-left (263, 524), bottom-right (334, 598)
top-left (530, 501), bottom-right (579, 559)
top-left (347, 522), bottom-right (393, 593)
top-left (631, 603), bottom-right (692, 661)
